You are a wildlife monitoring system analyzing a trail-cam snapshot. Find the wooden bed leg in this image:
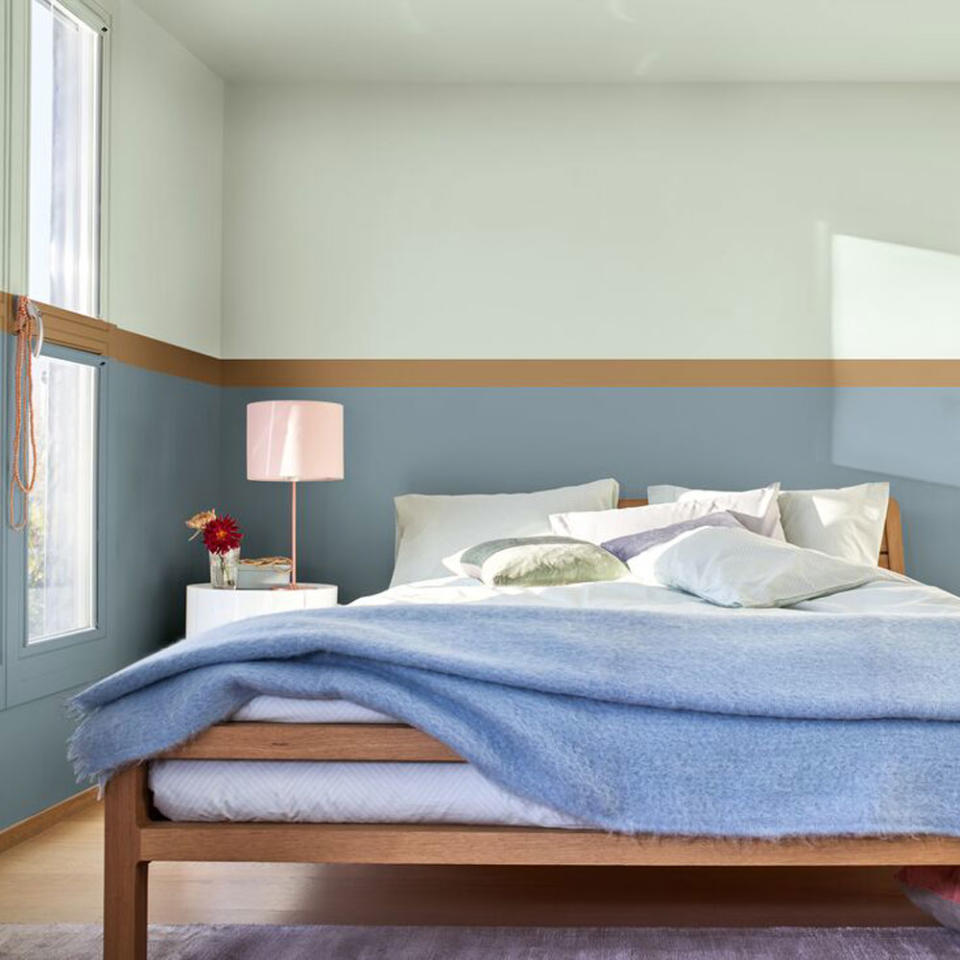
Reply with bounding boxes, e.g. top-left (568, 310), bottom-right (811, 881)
top-left (104, 765), bottom-right (148, 960)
